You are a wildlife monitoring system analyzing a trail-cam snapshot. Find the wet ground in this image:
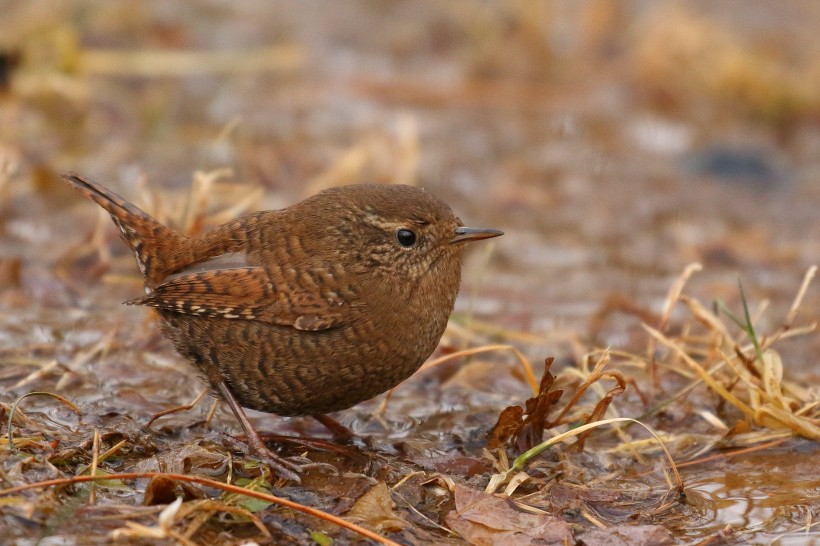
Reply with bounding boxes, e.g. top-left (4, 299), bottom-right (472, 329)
top-left (1, 2), bottom-right (820, 544)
